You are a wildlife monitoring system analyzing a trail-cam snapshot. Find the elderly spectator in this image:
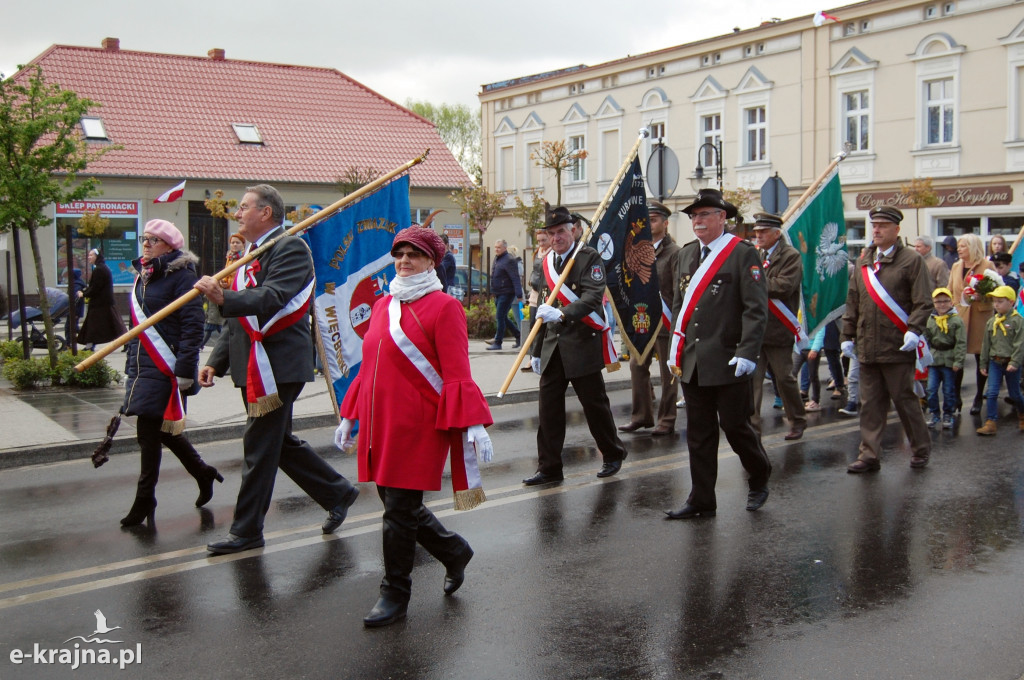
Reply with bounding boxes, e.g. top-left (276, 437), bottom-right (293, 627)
top-left (914, 235), bottom-right (951, 290)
